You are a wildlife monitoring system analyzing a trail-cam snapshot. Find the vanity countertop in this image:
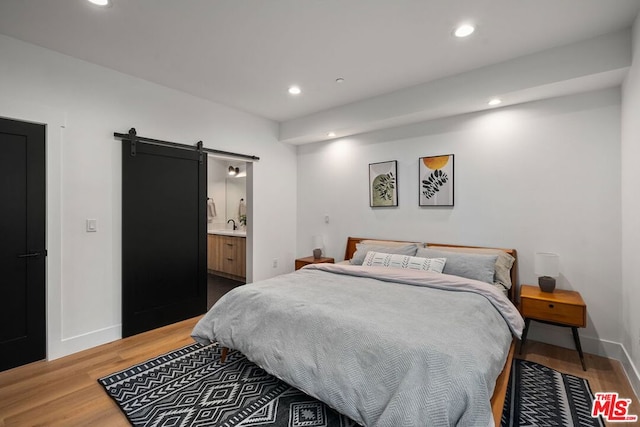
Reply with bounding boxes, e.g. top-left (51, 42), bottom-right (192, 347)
top-left (208, 229), bottom-right (246, 237)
